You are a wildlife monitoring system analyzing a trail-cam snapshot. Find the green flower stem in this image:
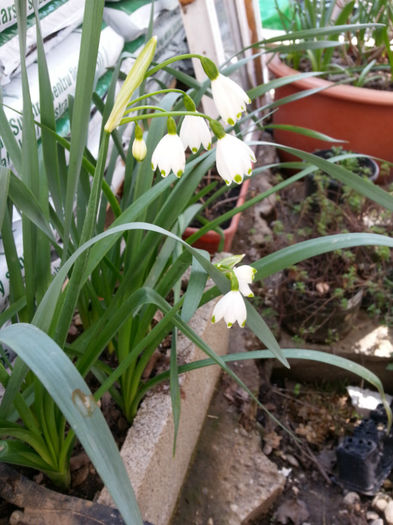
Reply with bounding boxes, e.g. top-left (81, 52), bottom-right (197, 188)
top-left (229, 271), bottom-right (239, 291)
top-left (123, 104), bottom-right (167, 117)
top-left (126, 88), bottom-right (189, 109)
top-left (145, 53), bottom-right (209, 79)
top-left (120, 110), bottom-right (212, 127)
